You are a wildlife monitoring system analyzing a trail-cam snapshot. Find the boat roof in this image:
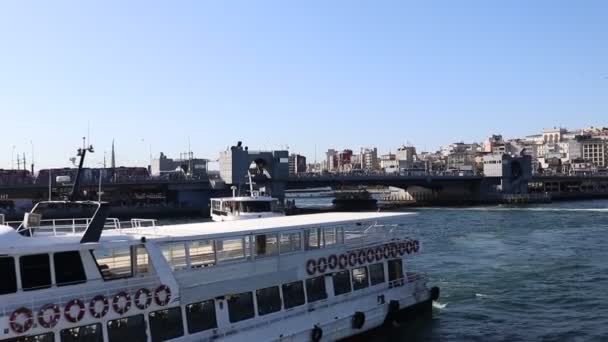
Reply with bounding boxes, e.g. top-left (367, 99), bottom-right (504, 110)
top-left (0, 212), bottom-right (412, 252)
top-left (211, 196), bottom-right (277, 202)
